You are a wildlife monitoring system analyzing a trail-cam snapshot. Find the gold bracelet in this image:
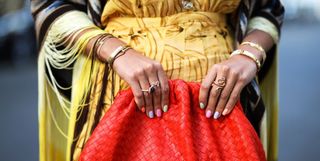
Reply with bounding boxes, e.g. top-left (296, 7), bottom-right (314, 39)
top-left (240, 41), bottom-right (266, 64)
top-left (230, 49), bottom-right (261, 71)
top-left (107, 45), bottom-right (131, 66)
top-left (96, 34), bottom-right (115, 60)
